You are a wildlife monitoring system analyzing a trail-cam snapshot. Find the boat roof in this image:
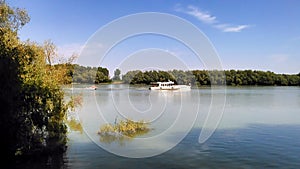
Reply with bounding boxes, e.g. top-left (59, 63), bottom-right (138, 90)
top-left (151, 81), bottom-right (175, 84)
